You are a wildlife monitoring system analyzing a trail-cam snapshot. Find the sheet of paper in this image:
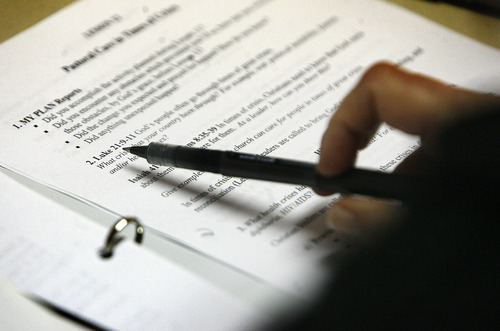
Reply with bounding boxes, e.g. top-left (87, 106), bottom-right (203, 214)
top-left (0, 275), bottom-right (84, 330)
top-left (0, 170), bottom-right (263, 330)
top-left (0, 0), bottom-right (499, 296)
